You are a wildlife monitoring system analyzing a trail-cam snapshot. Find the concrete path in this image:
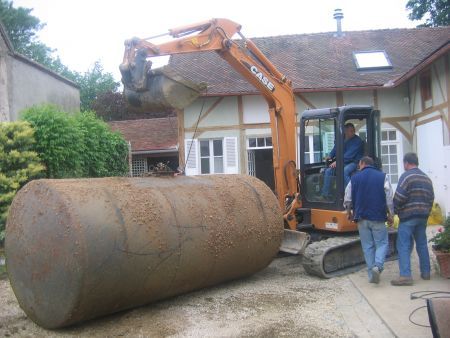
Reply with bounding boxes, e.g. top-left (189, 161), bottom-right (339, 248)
top-left (334, 279), bottom-right (395, 337)
top-left (349, 225), bottom-right (450, 338)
